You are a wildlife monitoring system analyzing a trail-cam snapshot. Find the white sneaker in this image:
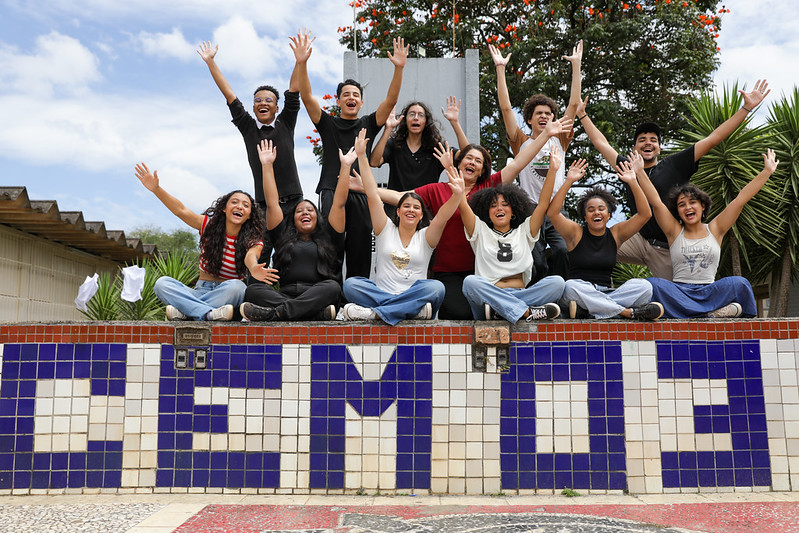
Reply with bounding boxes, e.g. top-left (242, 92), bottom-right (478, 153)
top-left (413, 302), bottom-right (433, 320)
top-left (707, 302), bottom-right (742, 318)
top-left (525, 303), bottom-right (560, 321)
top-left (206, 304), bottom-right (234, 321)
top-left (483, 303), bottom-right (495, 320)
top-left (343, 303), bottom-right (377, 320)
top-left (165, 305), bottom-right (188, 321)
